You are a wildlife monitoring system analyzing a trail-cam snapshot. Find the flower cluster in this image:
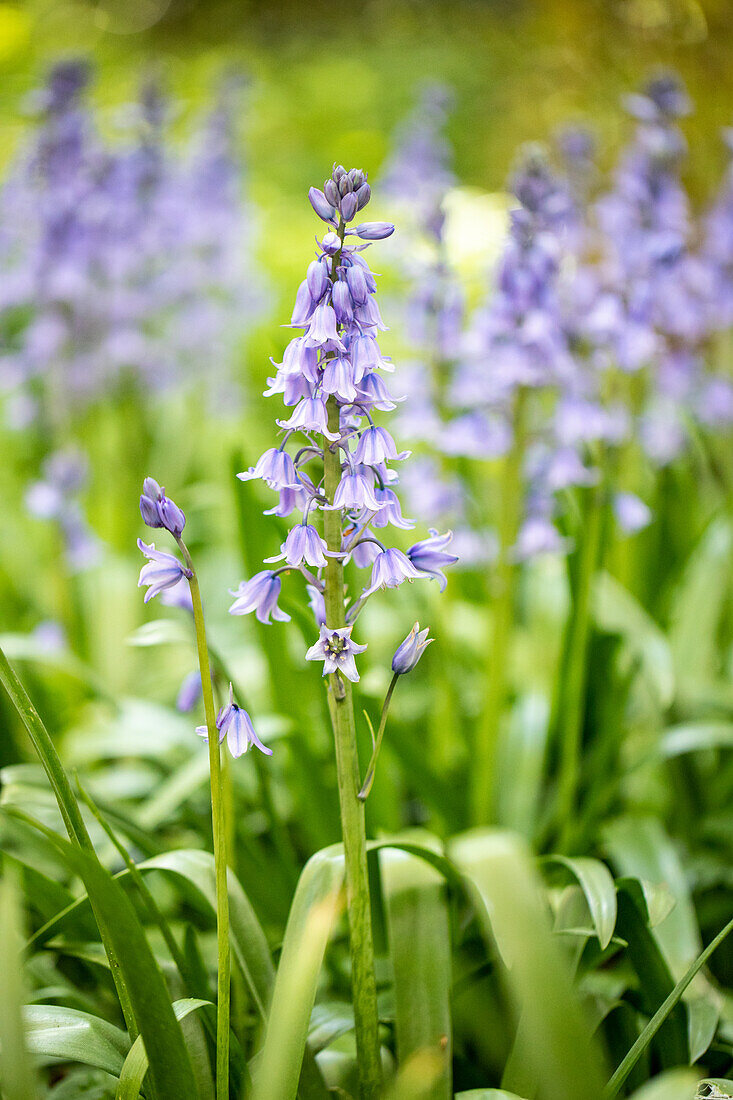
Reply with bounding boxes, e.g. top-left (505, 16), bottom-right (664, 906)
top-left (230, 165), bottom-right (456, 681)
top-left (0, 62), bottom-right (258, 423)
